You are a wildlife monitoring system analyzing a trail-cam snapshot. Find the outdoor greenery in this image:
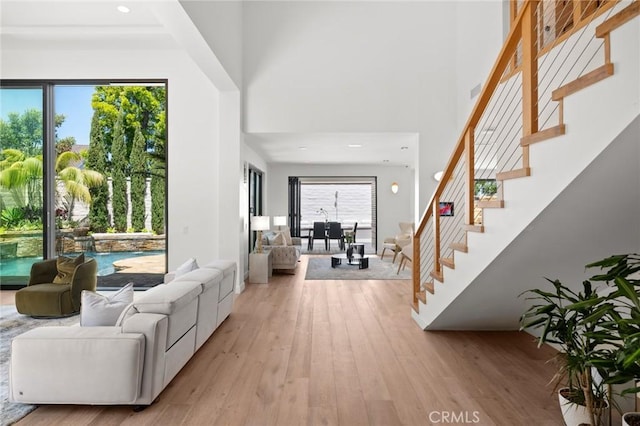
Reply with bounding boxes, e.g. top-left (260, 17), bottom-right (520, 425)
top-left (130, 125), bottom-right (147, 231)
top-left (150, 110), bottom-right (166, 235)
top-left (474, 179), bottom-right (498, 198)
top-left (0, 85), bottom-right (166, 235)
top-left (520, 254), bottom-right (640, 425)
top-left (87, 113), bottom-right (110, 232)
top-left (111, 111), bottom-right (128, 232)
